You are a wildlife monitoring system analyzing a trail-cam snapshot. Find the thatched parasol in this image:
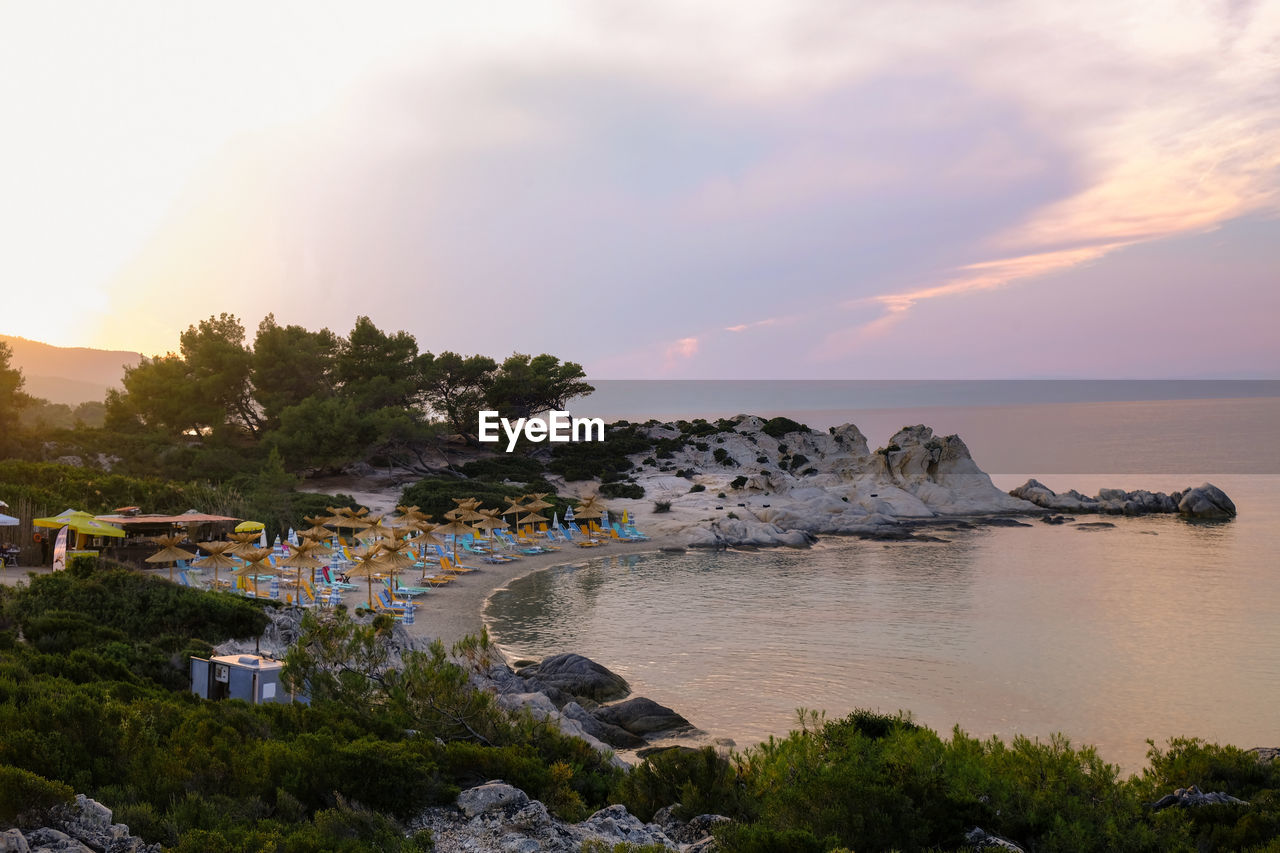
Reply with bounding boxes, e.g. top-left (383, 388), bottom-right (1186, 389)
top-left (345, 544), bottom-right (386, 610)
top-left (520, 494), bottom-right (554, 534)
top-left (233, 547), bottom-right (275, 598)
top-left (226, 530), bottom-right (263, 559)
top-left (433, 515), bottom-right (477, 565)
top-left (194, 541), bottom-right (240, 589)
top-left (375, 538), bottom-right (418, 593)
top-left (278, 541), bottom-right (326, 604)
top-left (472, 508), bottom-right (509, 540)
top-left (146, 534), bottom-right (198, 582)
